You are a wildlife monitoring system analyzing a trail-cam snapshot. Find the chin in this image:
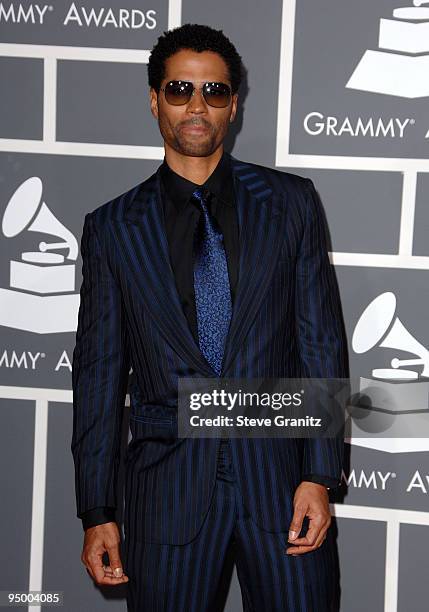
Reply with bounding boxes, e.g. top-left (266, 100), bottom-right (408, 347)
top-left (176, 141), bottom-right (217, 157)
